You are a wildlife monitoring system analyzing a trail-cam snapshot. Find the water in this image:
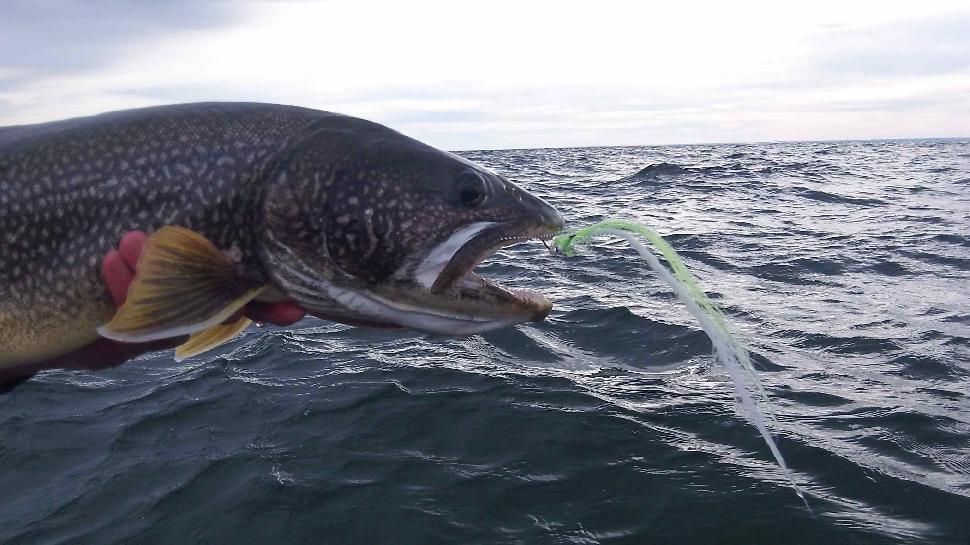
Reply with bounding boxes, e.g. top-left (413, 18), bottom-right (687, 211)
top-left (3, 140), bottom-right (970, 544)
